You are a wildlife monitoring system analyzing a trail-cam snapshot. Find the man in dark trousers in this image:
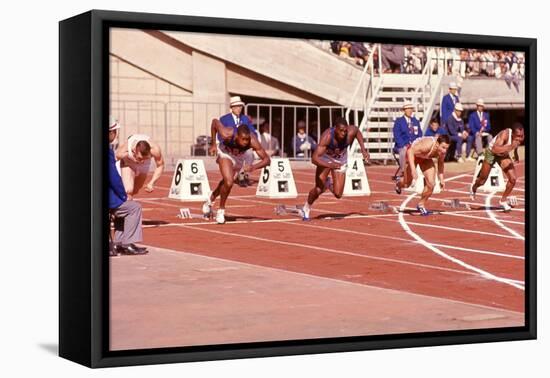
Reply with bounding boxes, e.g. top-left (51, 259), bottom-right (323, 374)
top-left (468, 98), bottom-right (493, 157)
top-left (108, 119), bottom-right (148, 256)
top-left (445, 103), bottom-right (473, 163)
top-left (440, 82), bottom-right (460, 128)
top-left (393, 102), bottom-right (423, 178)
